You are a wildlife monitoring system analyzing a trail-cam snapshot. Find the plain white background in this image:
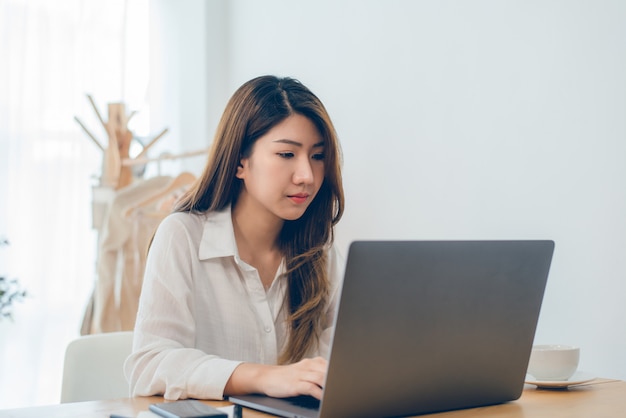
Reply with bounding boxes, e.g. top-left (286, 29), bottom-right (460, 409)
top-left (151, 0), bottom-right (626, 381)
